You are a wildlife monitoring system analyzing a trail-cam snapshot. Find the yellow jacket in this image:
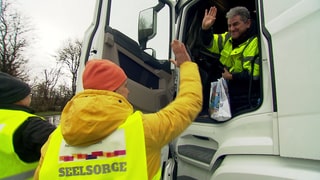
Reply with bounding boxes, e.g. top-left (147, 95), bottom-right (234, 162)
top-left (34, 61), bottom-right (202, 180)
